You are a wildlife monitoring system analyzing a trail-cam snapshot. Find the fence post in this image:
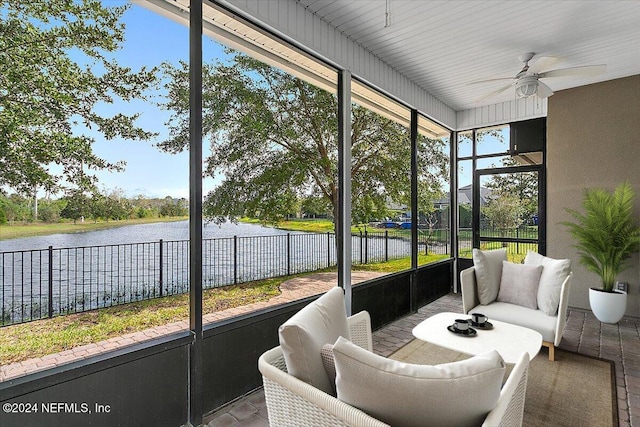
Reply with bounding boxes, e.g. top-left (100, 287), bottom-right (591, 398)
top-left (385, 230), bottom-right (389, 262)
top-left (233, 236), bottom-right (238, 285)
top-left (159, 239), bottom-right (163, 297)
top-left (48, 246), bottom-right (53, 318)
top-left (287, 233), bottom-right (291, 276)
top-left (446, 229), bottom-right (450, 255)
top-left (359, 231), bottom-right (363, 264)
top-left (327, 232), bottom-right (331, 268)
top-left (364, 230), bottom-right (368, 264)
top-left (425, 232), bottom-right (429, 255)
